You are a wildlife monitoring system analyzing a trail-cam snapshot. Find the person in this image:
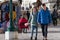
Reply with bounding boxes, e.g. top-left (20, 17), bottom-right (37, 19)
top-left (28, 6), bottom-right (38, 40)
top-left (9, 5), bottom-right (16, 29)
top-left (18, 14), bottom-right (28, 33)
top-left (15, 3), bottom-right (22, 30)
top-left (37, 3), bottom-right (52, 40)
top-left (12, 5), bottom-right (16, 21)
top-left (26, 11), bottom-right (30, 20)
top-left (52, 9), bottom-right (58, 26)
